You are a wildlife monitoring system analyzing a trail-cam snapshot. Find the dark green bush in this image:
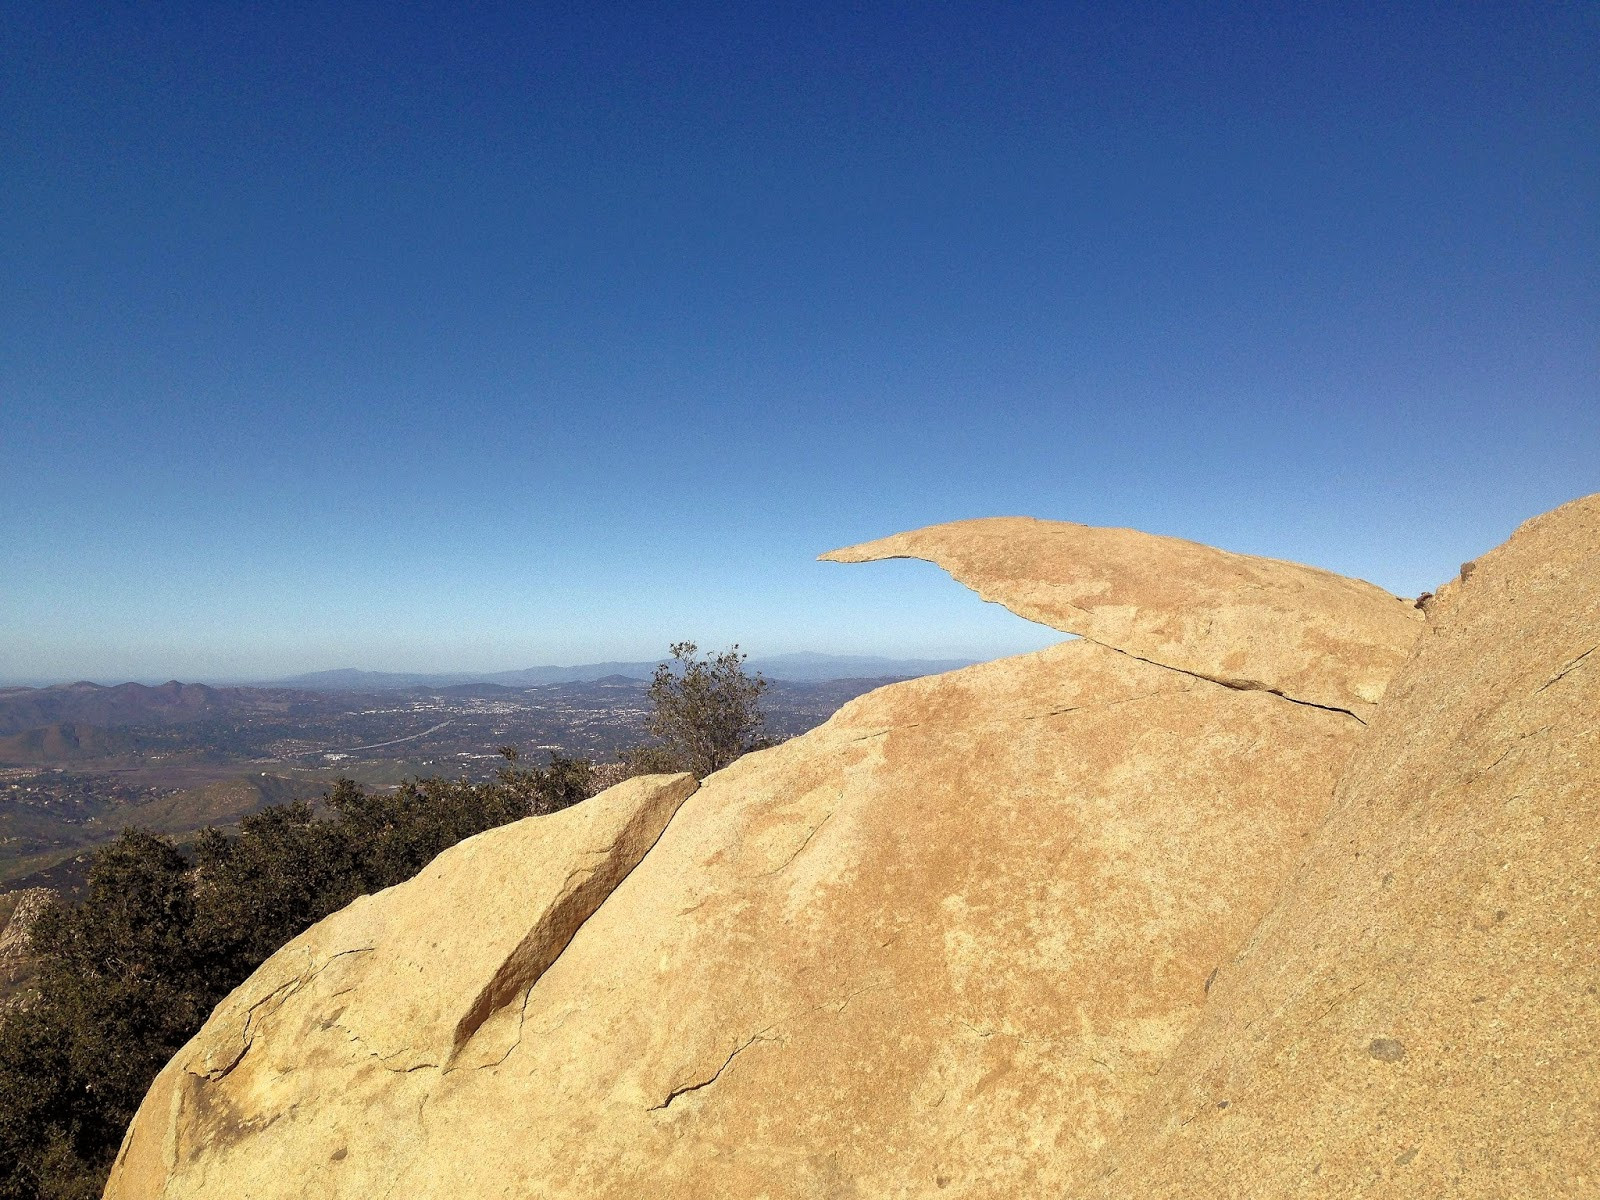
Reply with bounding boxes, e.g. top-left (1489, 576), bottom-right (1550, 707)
top-left (622, 642), bottom-right (771, 778)
top-left (0, 753), bottom-right (590, 1200)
